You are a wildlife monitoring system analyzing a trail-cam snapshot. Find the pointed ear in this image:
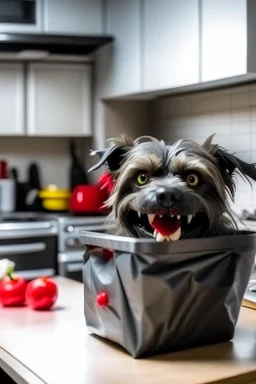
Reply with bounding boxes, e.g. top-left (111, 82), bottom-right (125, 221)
top-left (88, 145), bottom-right (128, 172)
top-left (202, 134), bottom-right (256, 183)
top-left (88, 134), bottom-right (134, 173)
